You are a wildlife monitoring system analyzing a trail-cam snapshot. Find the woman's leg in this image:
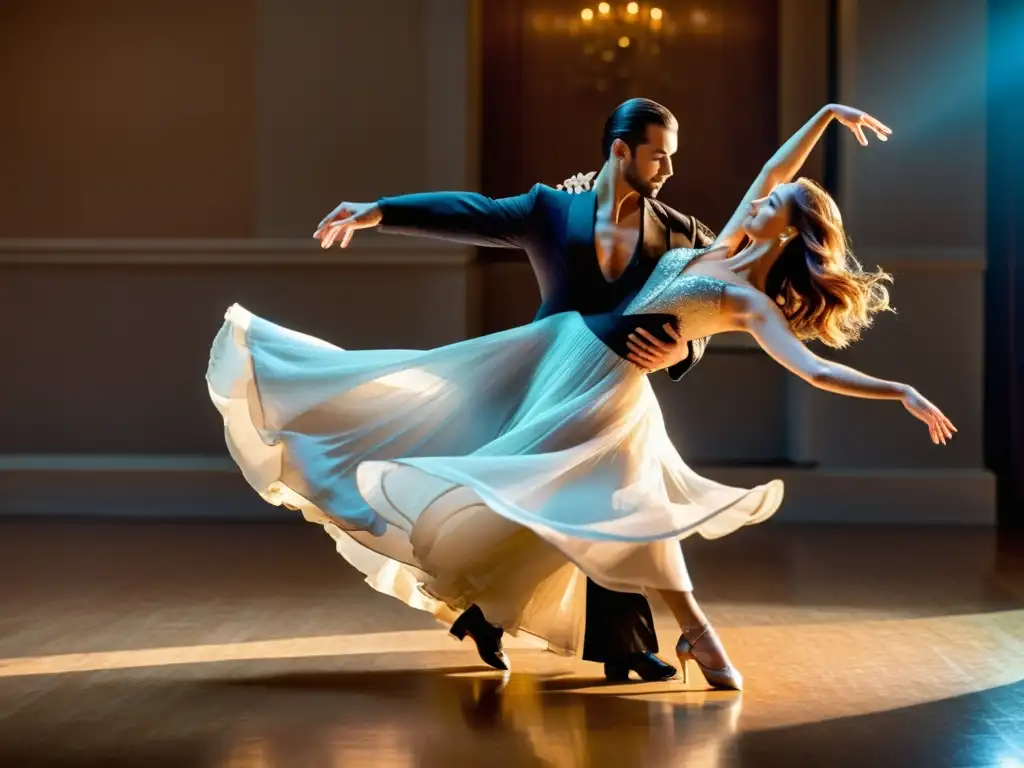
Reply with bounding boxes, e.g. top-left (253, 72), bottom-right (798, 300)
top-left (658, 589), bottom-right (708, 630)
top-left (657, 589), bottom-right (731, 672)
